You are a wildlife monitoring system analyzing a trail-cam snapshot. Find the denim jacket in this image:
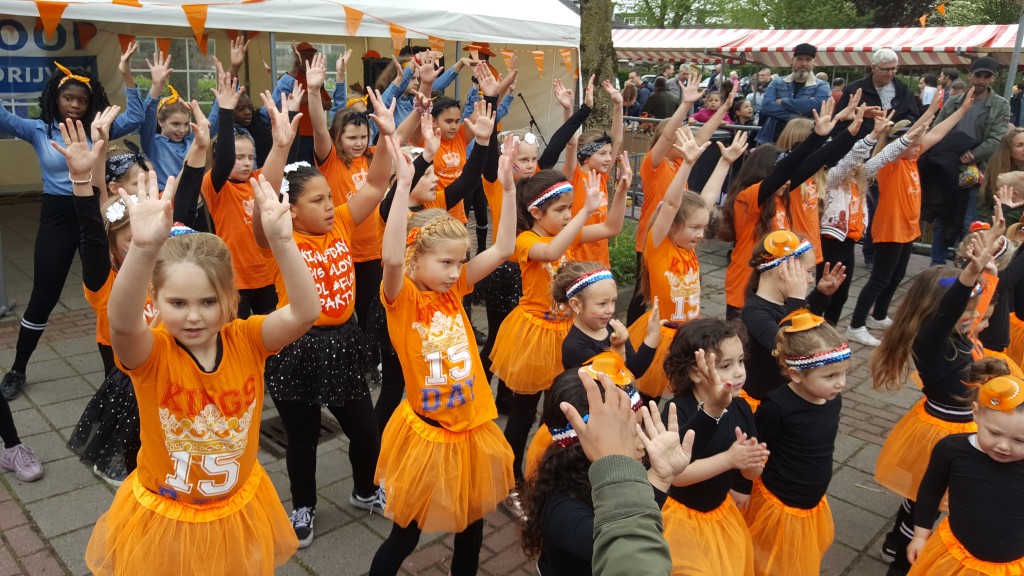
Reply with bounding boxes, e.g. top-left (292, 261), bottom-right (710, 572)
top-left (756, 74), bottom-right (830, 145)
